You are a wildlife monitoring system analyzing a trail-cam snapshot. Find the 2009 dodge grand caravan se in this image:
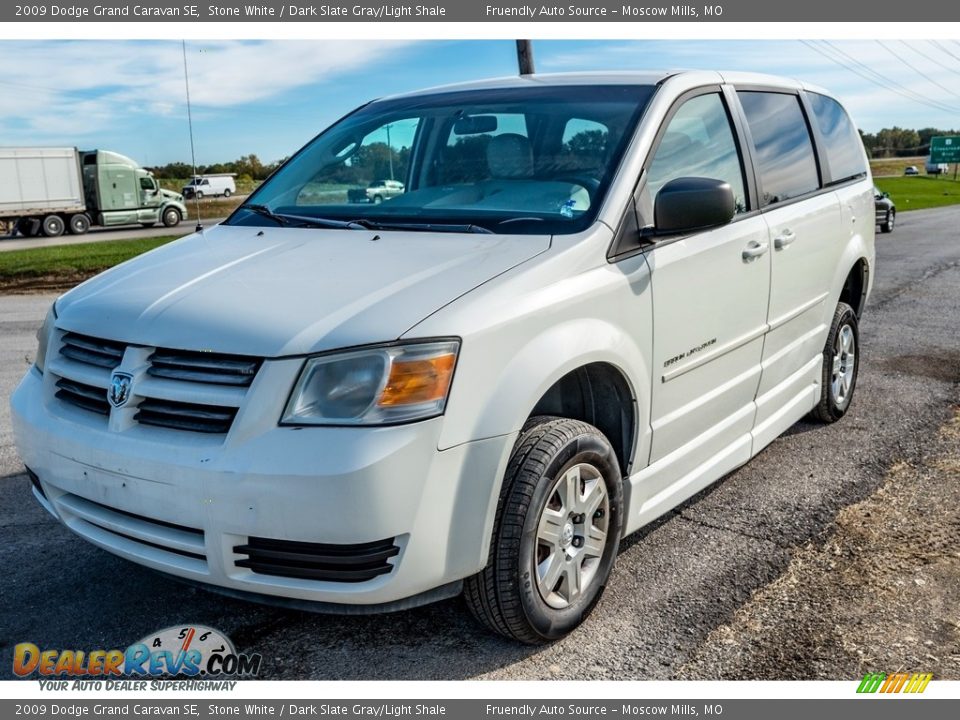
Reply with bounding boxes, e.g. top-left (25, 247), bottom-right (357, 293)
top-left (11, 71), bottom-right (874, 643)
